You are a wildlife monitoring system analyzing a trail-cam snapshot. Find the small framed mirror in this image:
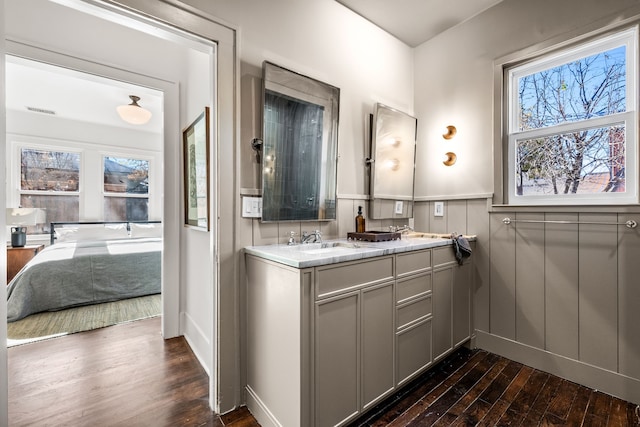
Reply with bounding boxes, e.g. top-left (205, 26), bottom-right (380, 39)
top-left (261, 62), bottom-right (340, 222)
top-left (369, 103), bottom-right (417, 219)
